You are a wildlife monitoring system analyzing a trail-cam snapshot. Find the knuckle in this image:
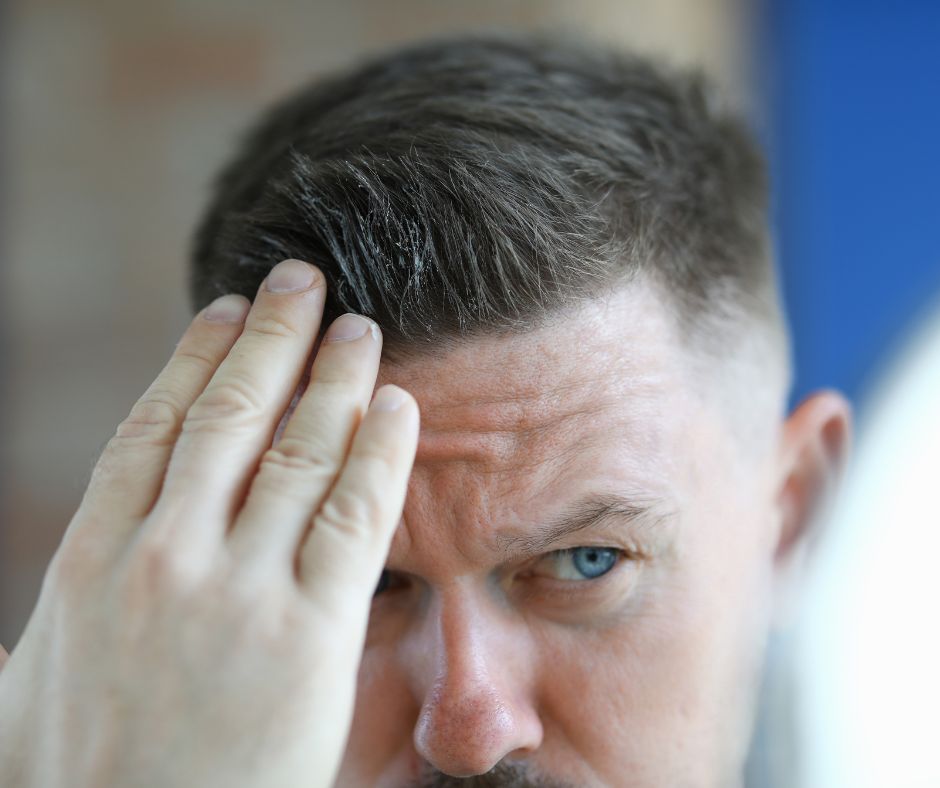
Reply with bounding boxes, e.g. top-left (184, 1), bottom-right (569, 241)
top-left (258, 439), bottom-right (336, 481)
top-left (127, 535), bottom-right (202, 594)
top-left (246, 313), bottom-right (301, 341)
top-left (186, 376), bottom-right (267, 427)
top-left (306, 372), bottom-right (355, 394)
top-left (350, 439), bottom-right (400, 471)
top-left (237, 593), bottom-right (315, 651)
top-left (174, 347), bottom-right (220, 372)
top-left (317, 487), bottom-right (383, 541)
top-left (113, 396), bottom-right (181, 444)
